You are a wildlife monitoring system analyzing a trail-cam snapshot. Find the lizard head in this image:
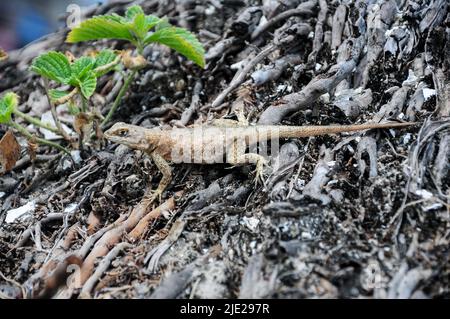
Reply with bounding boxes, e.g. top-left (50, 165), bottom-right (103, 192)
top-left (104, 122), bottom-right (150, 151)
